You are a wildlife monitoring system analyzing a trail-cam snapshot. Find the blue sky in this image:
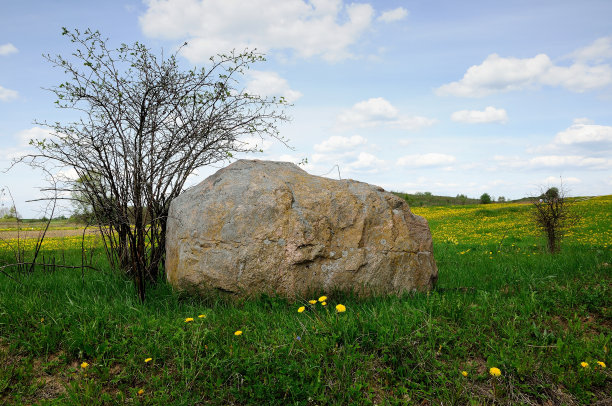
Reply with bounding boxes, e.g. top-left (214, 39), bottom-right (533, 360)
top-left (1, 0), bottom-right (612, 217)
